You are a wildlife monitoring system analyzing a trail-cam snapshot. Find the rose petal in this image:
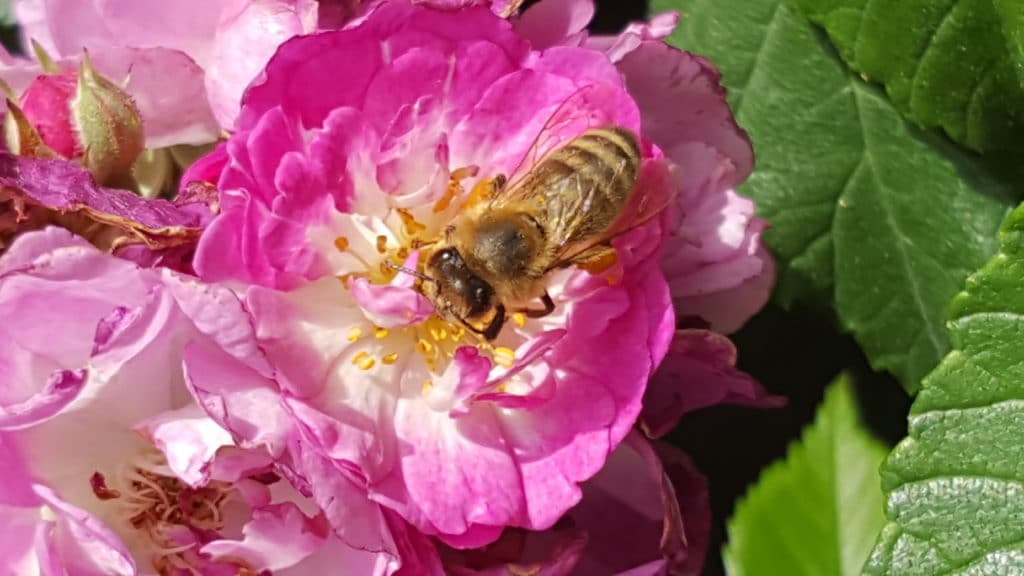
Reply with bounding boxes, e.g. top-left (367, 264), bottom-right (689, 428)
top-left (513, 0), bottom-right (594, 50)
top-left (642, 329), bottom-right (785, 439)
